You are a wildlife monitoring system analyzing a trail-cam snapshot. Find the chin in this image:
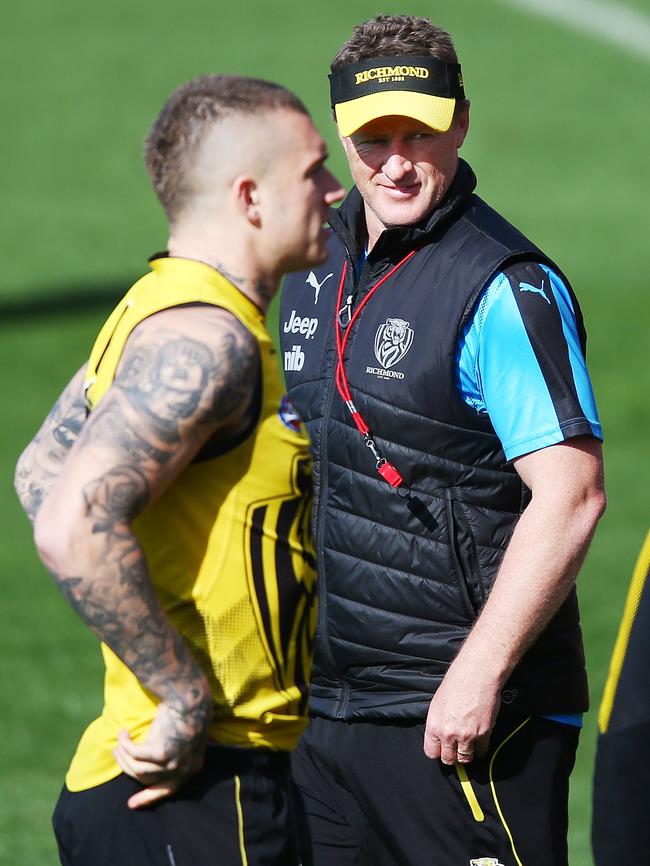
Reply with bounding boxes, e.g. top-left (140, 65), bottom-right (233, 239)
top-left (375, 199), bottom-right (433, 228)
top-left (284, 247), bottom-right (326, 274)
top-left (381, 208), bottom-right (429, 228)
top-left (306, 238), bottom-right (329, 265)
top-left (310, 246), bottom-right (328, 265)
